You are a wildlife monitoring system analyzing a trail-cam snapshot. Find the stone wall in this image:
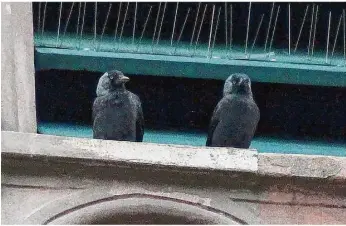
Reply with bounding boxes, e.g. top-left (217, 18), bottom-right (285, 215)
top-left (1, 2), bottom-right (37, 133)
